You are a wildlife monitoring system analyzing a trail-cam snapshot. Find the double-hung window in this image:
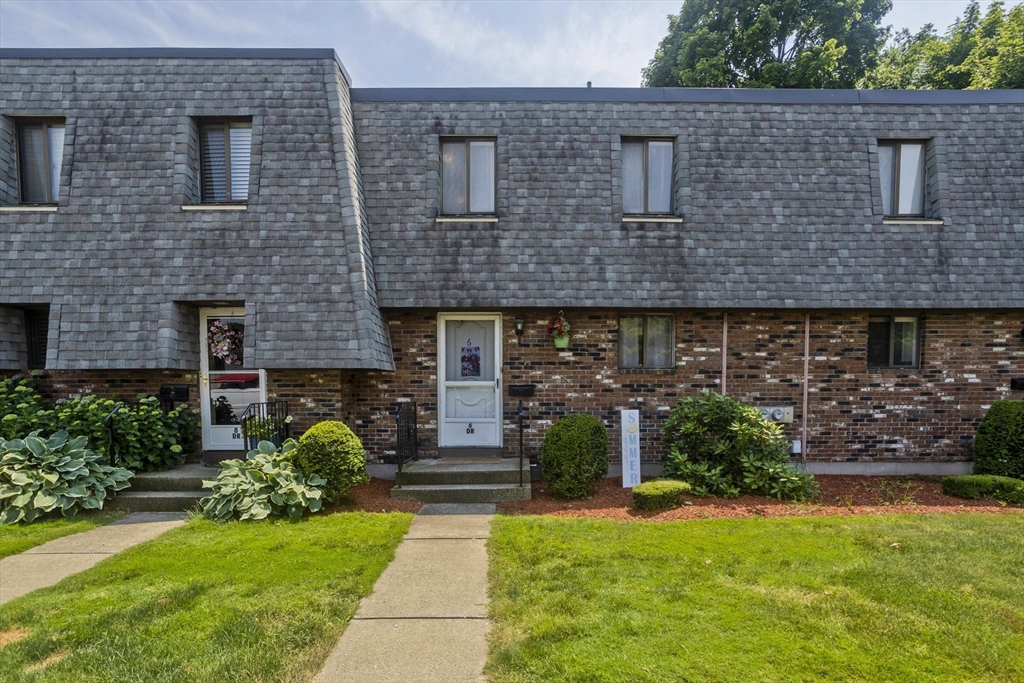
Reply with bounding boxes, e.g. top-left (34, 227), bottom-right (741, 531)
top-left (619, 315), bottom-right (674, 368)
top-left (622, 138), bottom-right (673, 215)
top-left (867, 315), bottom-right (920, 368)
top-left (878, 140), bottom-right (926, 217)
top-left (16, 119), bottom-right (65, 204)
top-left (441, 138), bottom-right (496, 215)
top-left (199, 119), bottom-right (252, 203)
